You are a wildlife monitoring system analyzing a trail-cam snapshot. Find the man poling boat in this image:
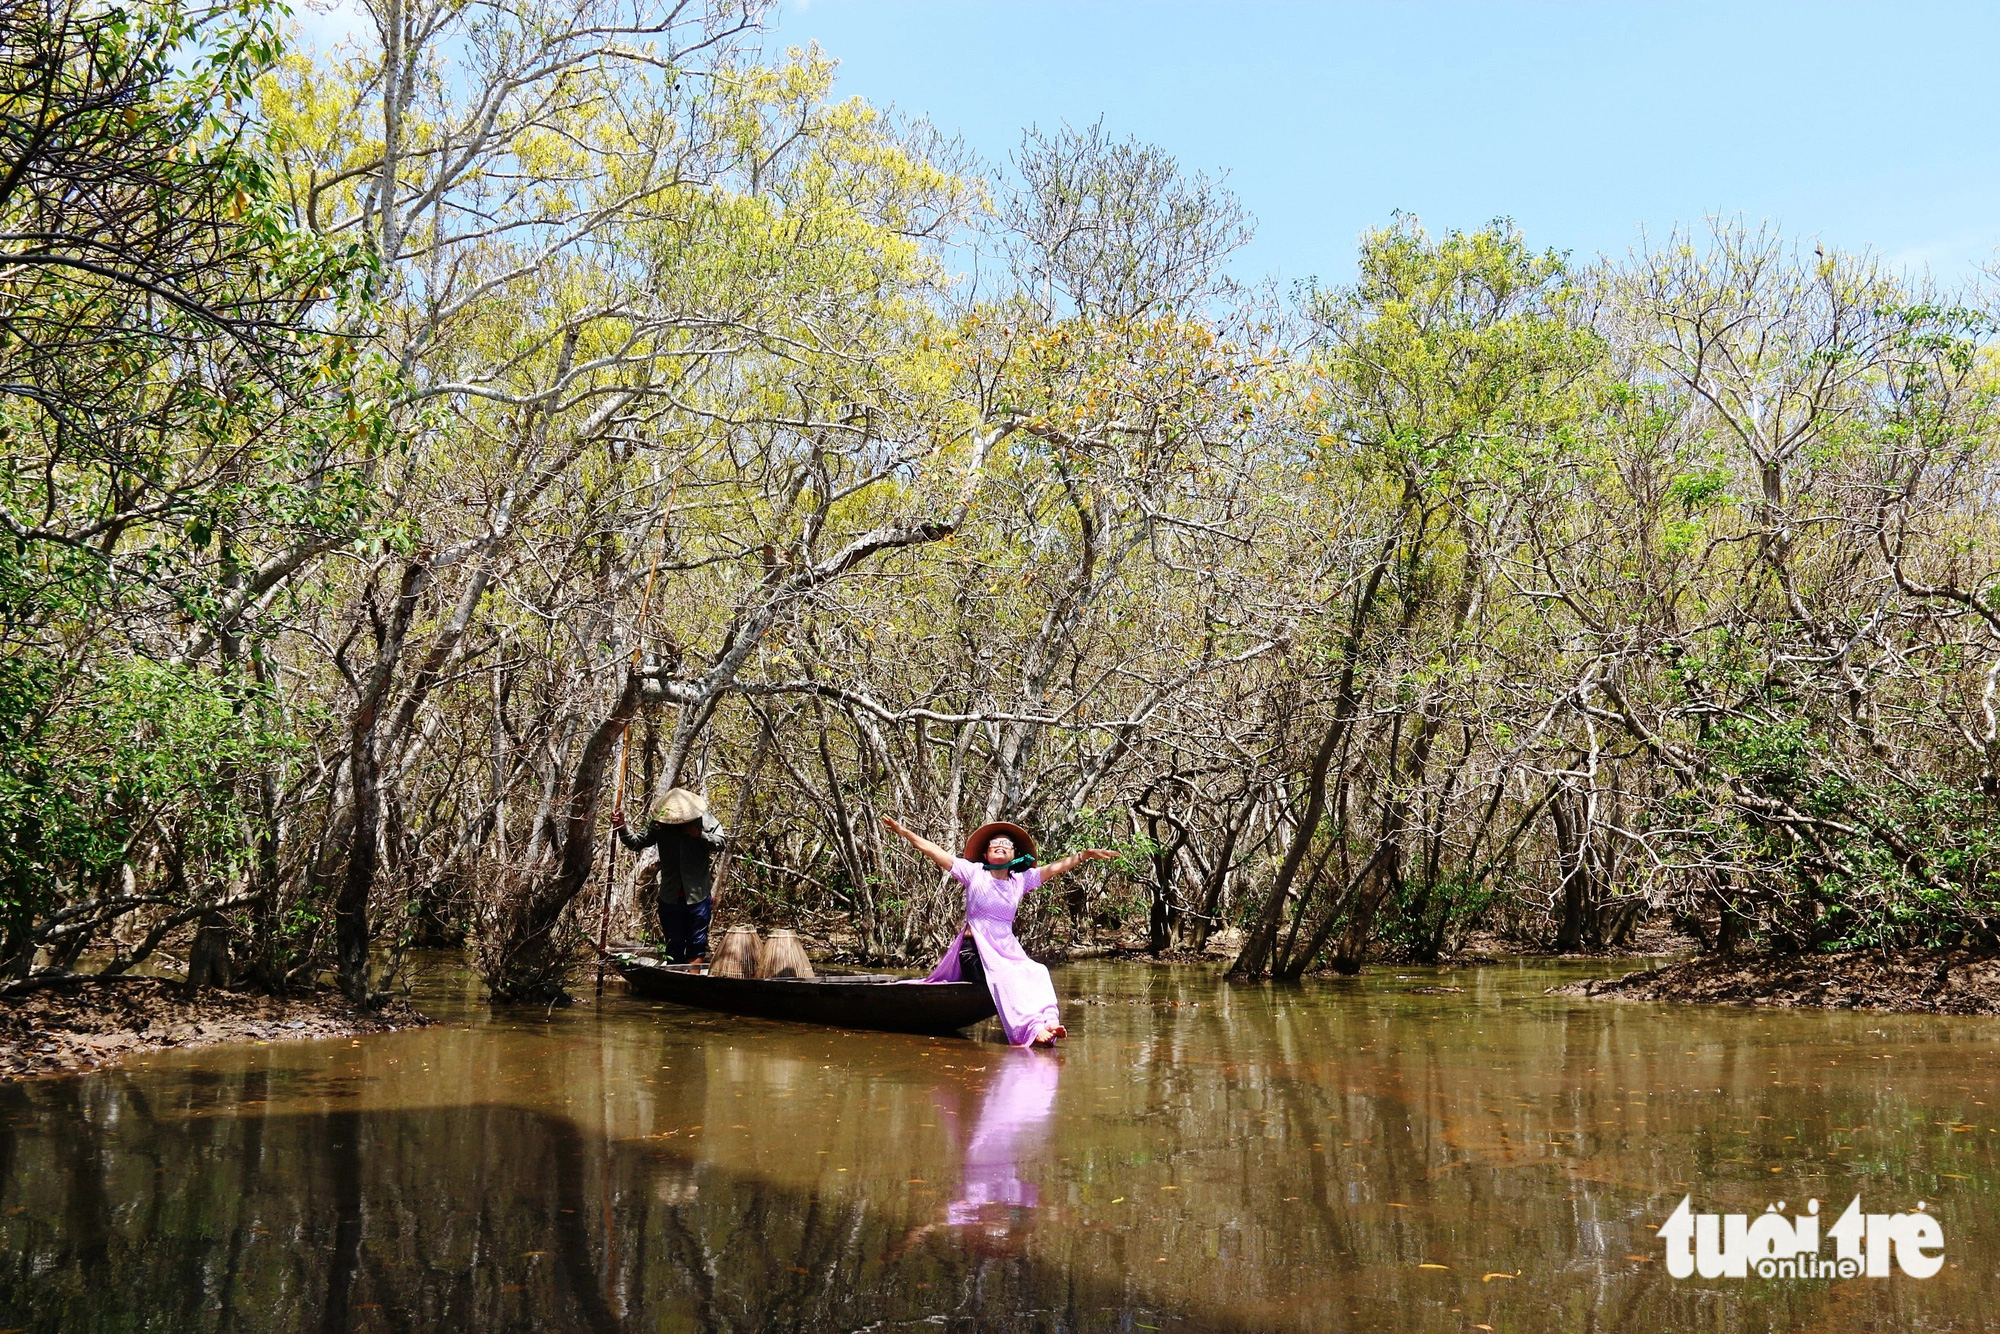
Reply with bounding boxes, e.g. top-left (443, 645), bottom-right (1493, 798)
top-left (613, 788), bottom-right (726, 965)
top-left (882, 816), bottom-right (1117, 1046)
